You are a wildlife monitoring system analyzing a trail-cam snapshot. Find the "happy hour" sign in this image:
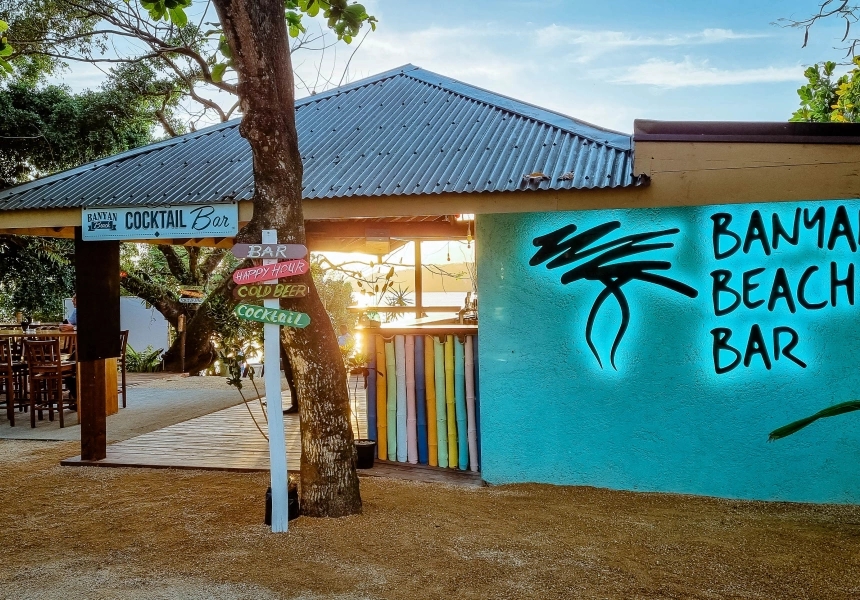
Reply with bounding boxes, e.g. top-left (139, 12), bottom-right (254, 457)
top-left (232, 259), bottom-right (309, 284)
